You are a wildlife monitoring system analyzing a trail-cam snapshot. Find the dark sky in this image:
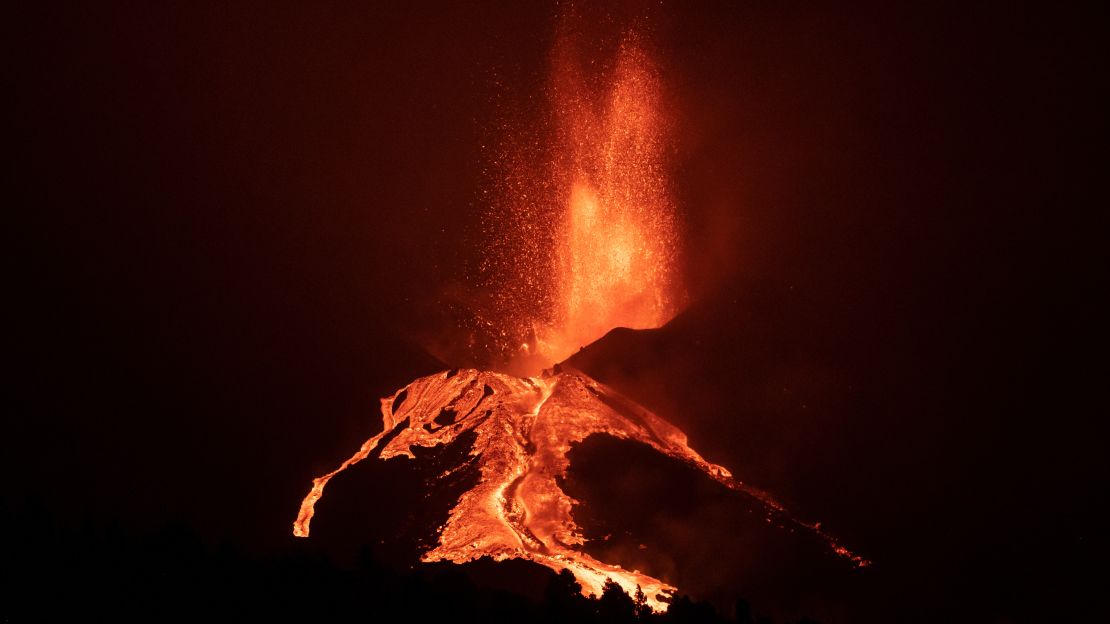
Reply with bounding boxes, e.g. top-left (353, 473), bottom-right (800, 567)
top-left (8, 1), bottom-right (1106, 622)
